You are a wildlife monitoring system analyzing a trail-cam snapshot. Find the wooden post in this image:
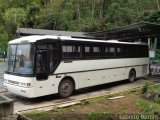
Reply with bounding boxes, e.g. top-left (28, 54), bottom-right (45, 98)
top-left (148, 38), bottom-right (151, 50)
top-left (153, 37), bottom-right (157, 50)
